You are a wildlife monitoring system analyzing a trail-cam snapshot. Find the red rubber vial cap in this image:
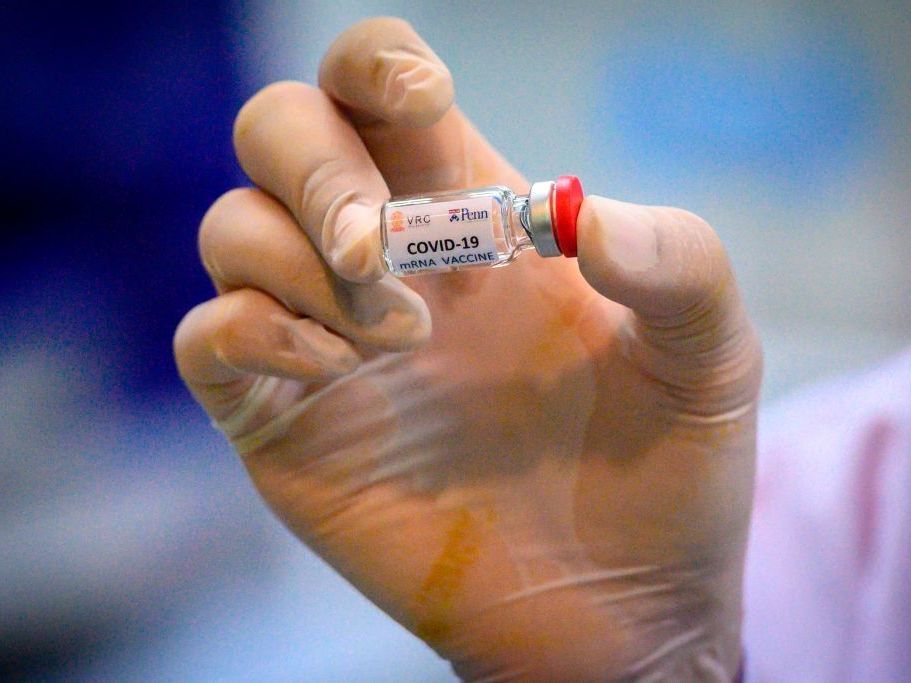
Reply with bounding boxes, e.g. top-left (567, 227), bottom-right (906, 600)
top-left (552, 175), bottom-right (584, 257)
